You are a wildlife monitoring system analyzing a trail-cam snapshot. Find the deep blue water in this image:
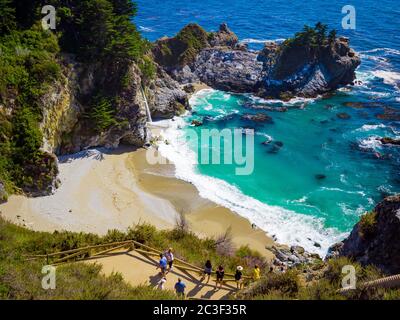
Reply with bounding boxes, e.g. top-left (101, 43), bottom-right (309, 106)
top-left (135, 0), bottom-right (400, 253)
